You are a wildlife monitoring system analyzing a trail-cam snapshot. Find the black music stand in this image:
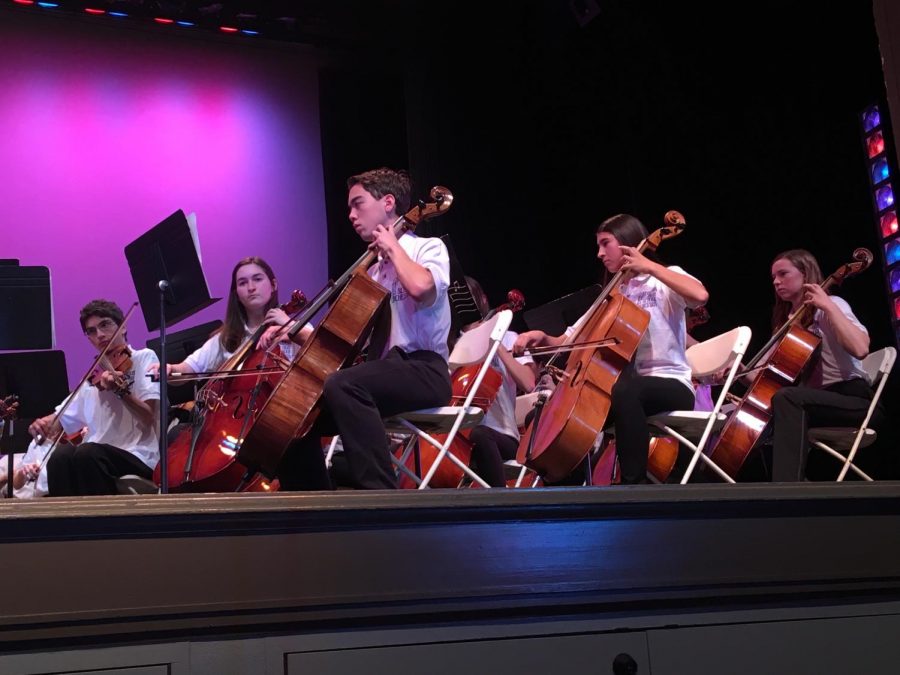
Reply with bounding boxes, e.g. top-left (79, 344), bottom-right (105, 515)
top-left (146, 319), bottom-right (222, 406)
top-left (0, 350), bottom-right (69, 497)
top-left (0, 266), bottom-right (54, 350)
top-left (440, 235), bottom-right (483, 347)
top-left (523, 284), bottom-right (602, 336)
top-left (125, 210), bottom-right (219, 493)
